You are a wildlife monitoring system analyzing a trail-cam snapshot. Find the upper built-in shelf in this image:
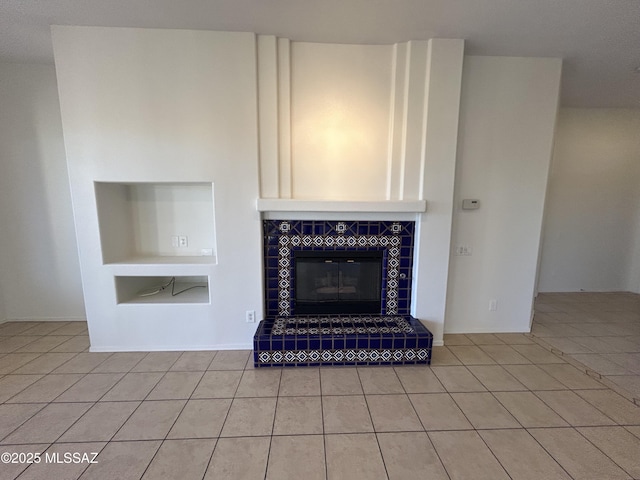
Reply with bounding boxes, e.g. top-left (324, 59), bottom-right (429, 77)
top-left (256, 199), bottom-right (427, 213)
top-left (95, 182), bottom-right (217, 265)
